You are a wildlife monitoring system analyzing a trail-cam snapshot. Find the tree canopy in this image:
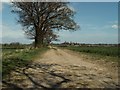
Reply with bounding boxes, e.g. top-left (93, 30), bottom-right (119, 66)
top-left (12, 2), bottom-right (79, 47)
